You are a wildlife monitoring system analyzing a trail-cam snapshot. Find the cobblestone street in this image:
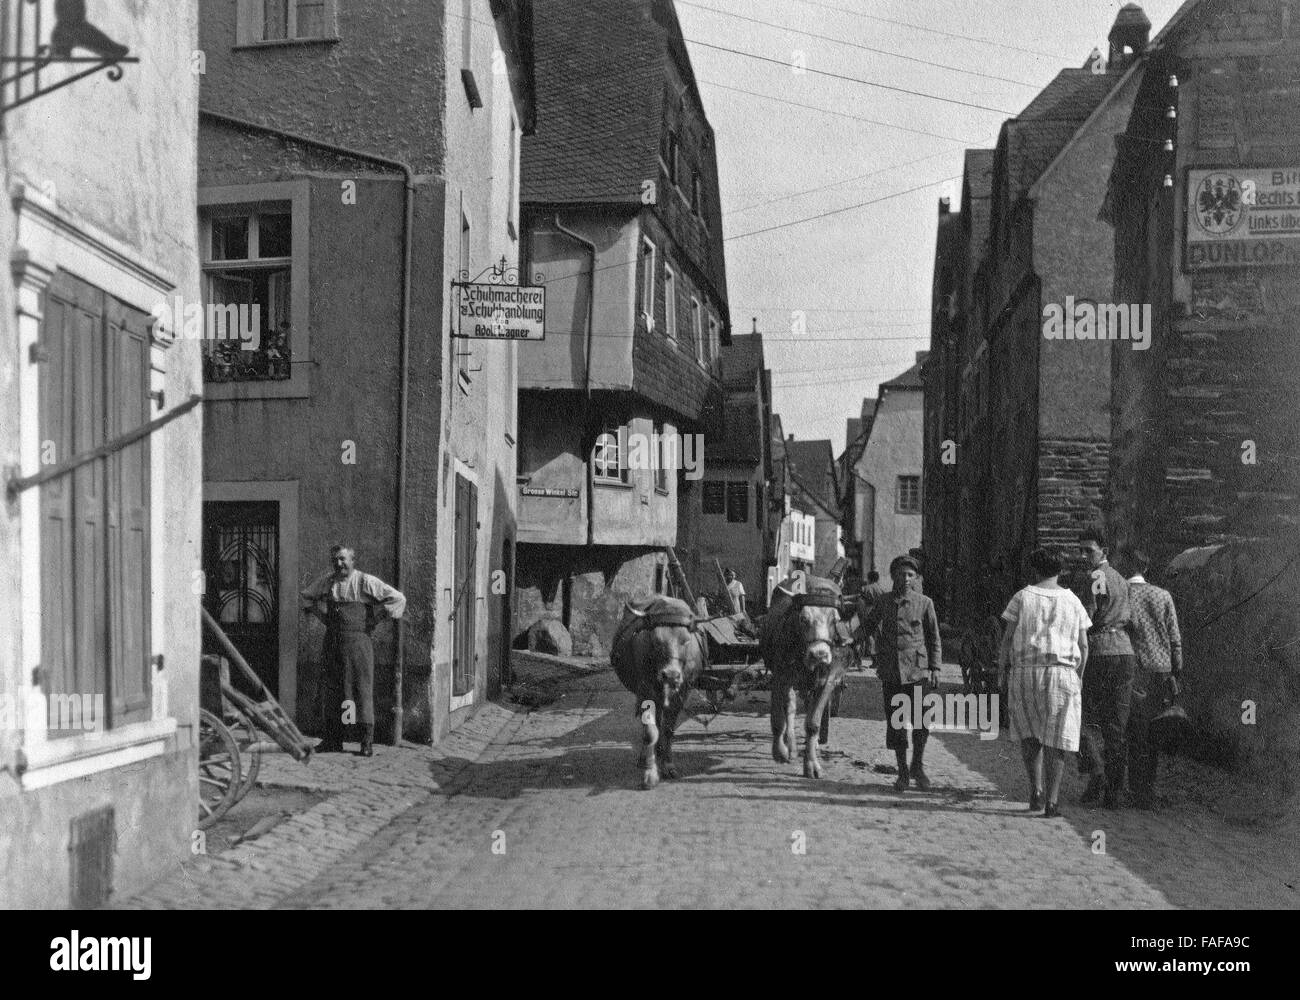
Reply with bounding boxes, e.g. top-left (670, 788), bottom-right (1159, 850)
top-left (120, 657), bottom-right (1300, 910)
